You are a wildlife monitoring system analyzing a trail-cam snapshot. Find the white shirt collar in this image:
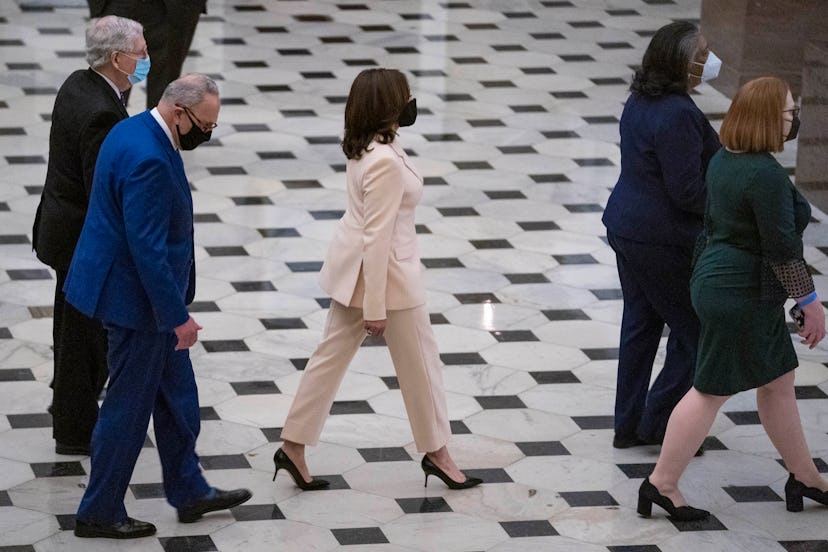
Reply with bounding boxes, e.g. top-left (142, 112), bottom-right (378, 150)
top-left (92, 68), bottom-right (123, 100)
top-left (150, 107), bottom-right (177, 150)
